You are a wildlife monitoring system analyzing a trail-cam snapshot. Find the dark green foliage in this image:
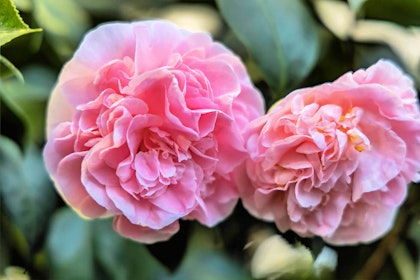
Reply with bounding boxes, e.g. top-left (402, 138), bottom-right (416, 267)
top-left (1, 0), bottom-right (419, 279)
